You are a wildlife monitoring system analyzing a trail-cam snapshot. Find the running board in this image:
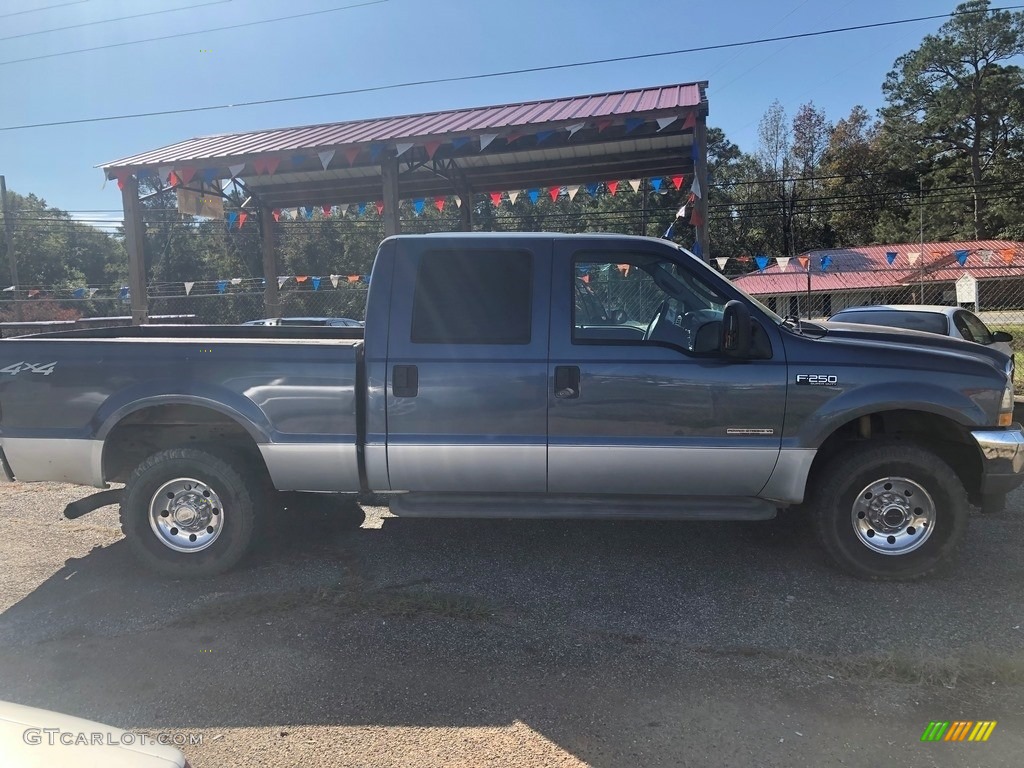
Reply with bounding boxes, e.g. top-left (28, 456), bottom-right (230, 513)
top-left (63, 489), bottom-right (123, 520)
top-left (389, 494), bottom-right (776, 521)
